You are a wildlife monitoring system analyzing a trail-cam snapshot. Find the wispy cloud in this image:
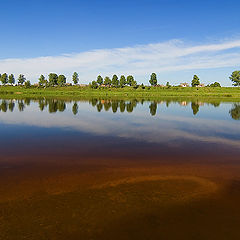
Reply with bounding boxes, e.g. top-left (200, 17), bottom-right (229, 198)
top-left (0, 39), bottom-right (240, 83)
